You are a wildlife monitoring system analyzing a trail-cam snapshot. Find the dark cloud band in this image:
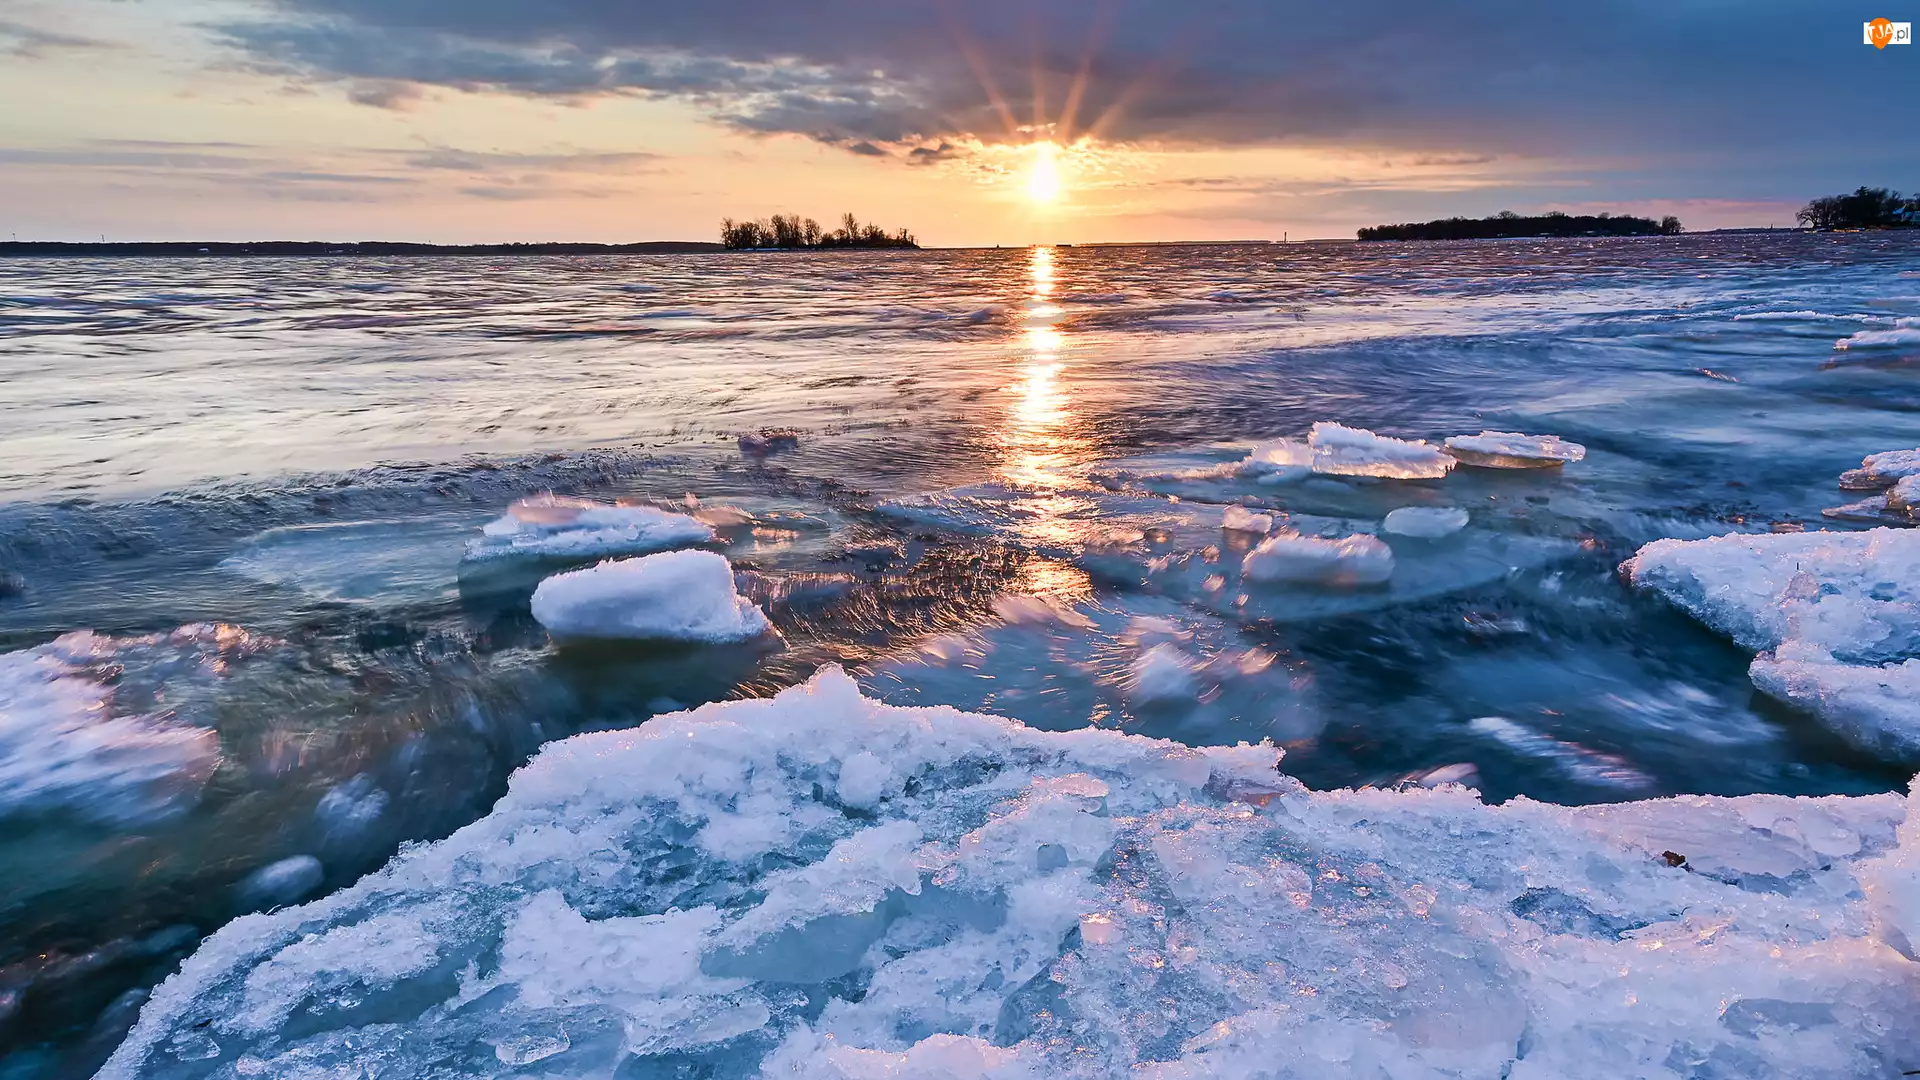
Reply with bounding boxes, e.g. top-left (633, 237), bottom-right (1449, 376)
top-left (217, 1), bottom-right (1917, 159)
